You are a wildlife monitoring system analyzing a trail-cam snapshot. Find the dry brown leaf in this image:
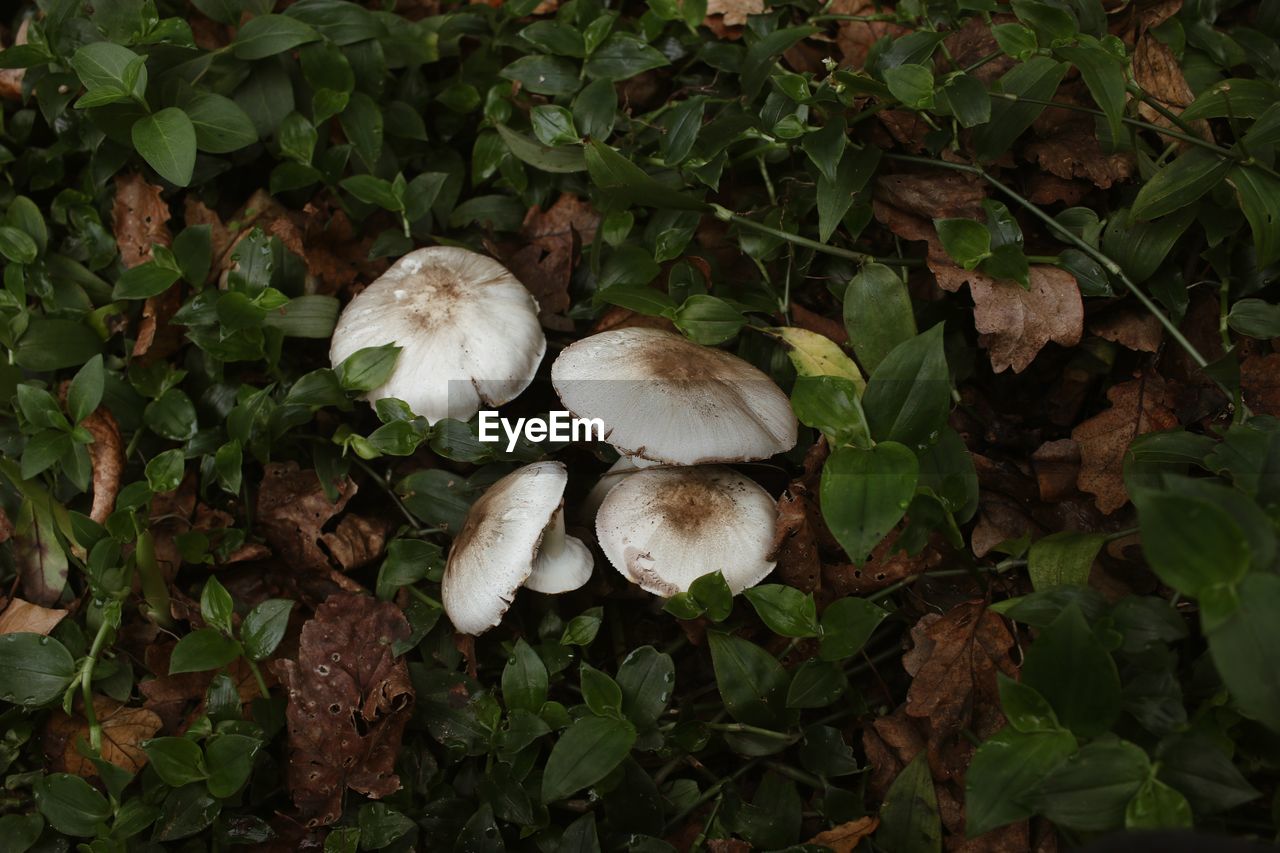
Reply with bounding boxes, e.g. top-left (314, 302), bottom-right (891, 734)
top-left (1072, 373), bottom-right (1179, 513)
top-left (770, 488), bottom-right (823, 593)
top-left (1241, 353), bottom-right (1280, 417)
top-left (43, 697), bottom-right (162, 777)
top-left (1032, 439), bottom-right (1082, 503)
top-left (705, 0), bottom-right (764, 27)
top-left (272, 593), bottom-right (414, 827)
top-left (942, 16), bottom-right (1013, 84)
top-left (806, 816), bottom-right (880, 852)
top-left (256, 461), bottom-right (358, 572)
top-left (493, 194), bottom-right (599, 331)
top-left (970, 493), bottom-right (1040, 558)
top-left (0, 507), bottom-right (12, 543)
top-left (1024, 121), bottom-right (1135, 189)
top-left (82, 407), bottom-right (124, 524)
top-left (1133, 34), bottom-right (1211, 140)
top-left (320, 514), bottom-right (389, 572)
top-left (112, 173), bottom-right (171, 268)
top-left (0, 18), bottom-right (30, 101)
top-left (790, 302), bottom-right (849, 345)
top-left (831, 0), bottom-right (907, 69)
top-left (875, 172), bottom-right (986, 221)
top-left (1090, 306), bottom-right (1162, 352)
top-left (826, 526), bottom-right (943, 595)
top-left (183, 197), bottom-right (234, 281)
top-left (935, 265), bottom-right (1083, 373)
top-left (0, 598), bottom-right (67, 635)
